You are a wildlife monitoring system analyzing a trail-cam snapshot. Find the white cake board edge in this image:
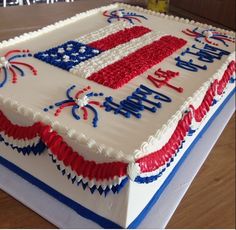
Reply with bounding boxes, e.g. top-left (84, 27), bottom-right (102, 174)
top-left (0, 95), bottom-right (235, 229)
